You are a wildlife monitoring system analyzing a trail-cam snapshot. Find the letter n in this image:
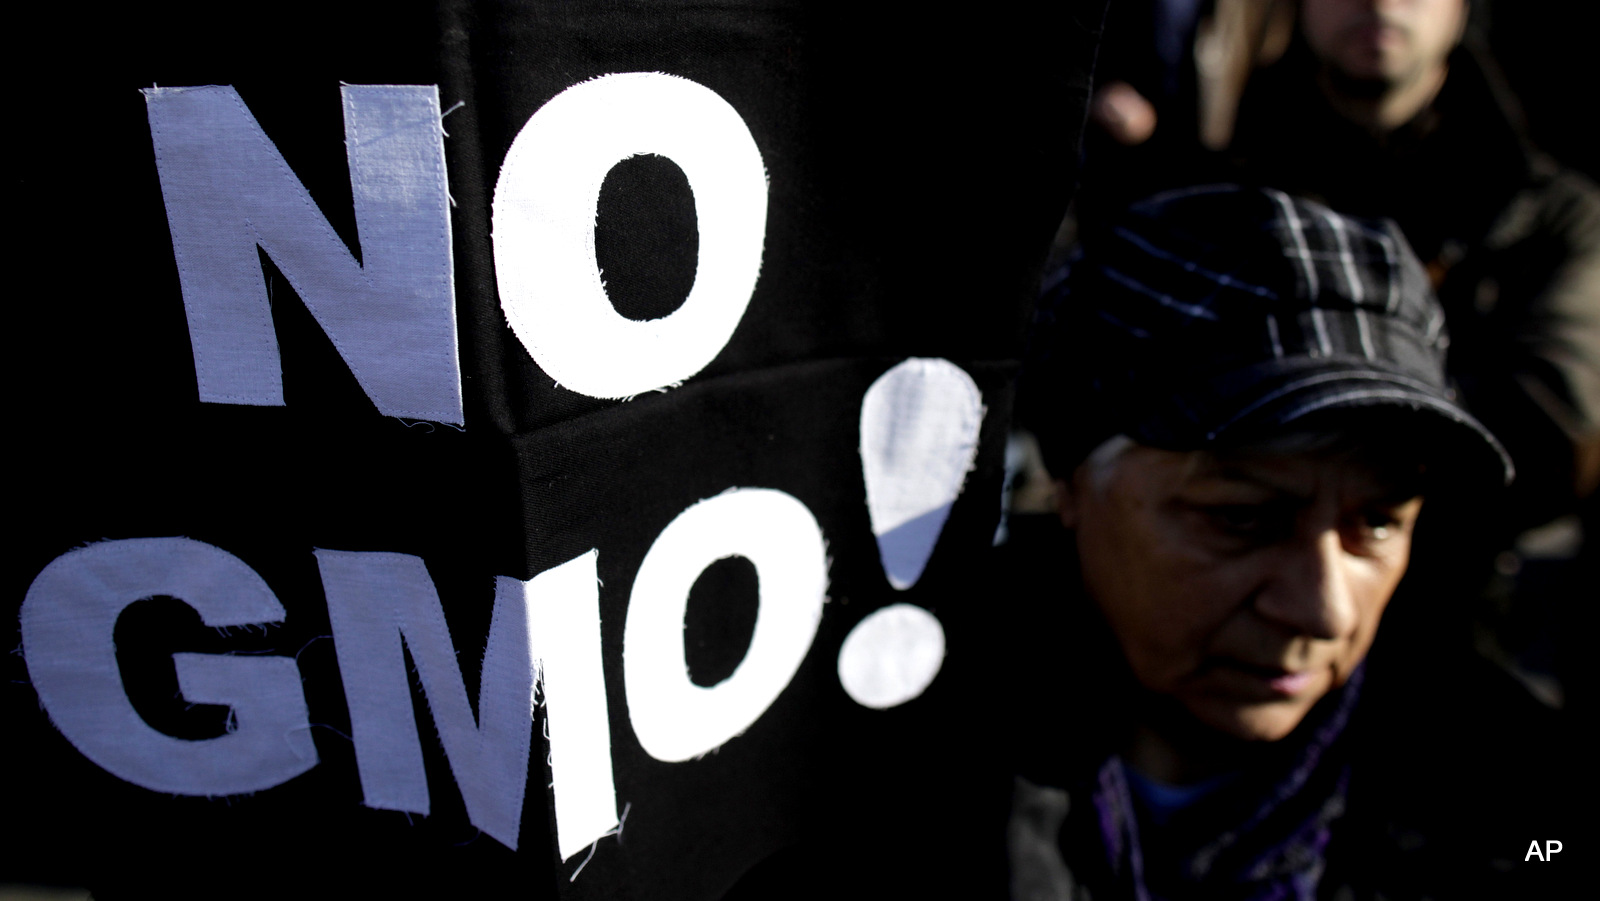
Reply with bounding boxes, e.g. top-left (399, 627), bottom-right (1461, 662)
top-left (143, 85), bottom-right (462, 424)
